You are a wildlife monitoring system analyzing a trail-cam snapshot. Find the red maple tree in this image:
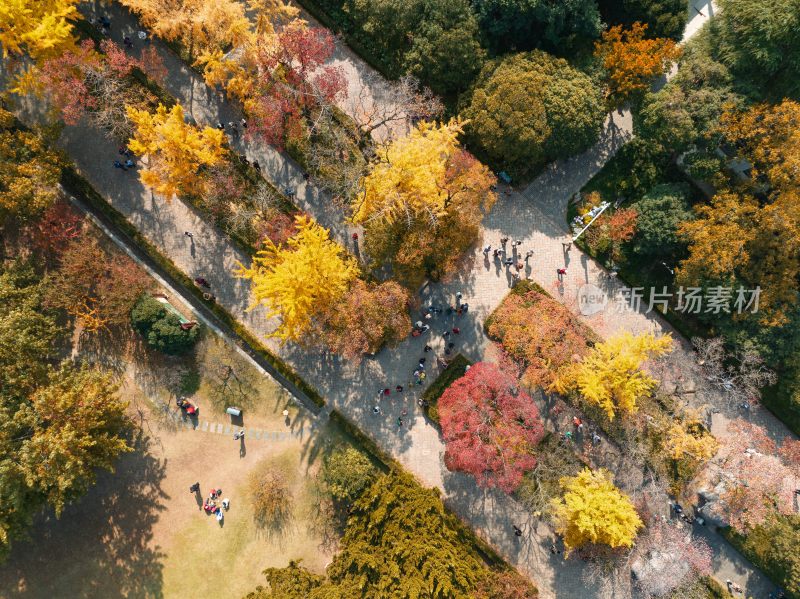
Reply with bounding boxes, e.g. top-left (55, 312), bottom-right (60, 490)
top-left (439, 362), bottom-right (545, 493)
top-left (249, 24), bottom-right (346, 149)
